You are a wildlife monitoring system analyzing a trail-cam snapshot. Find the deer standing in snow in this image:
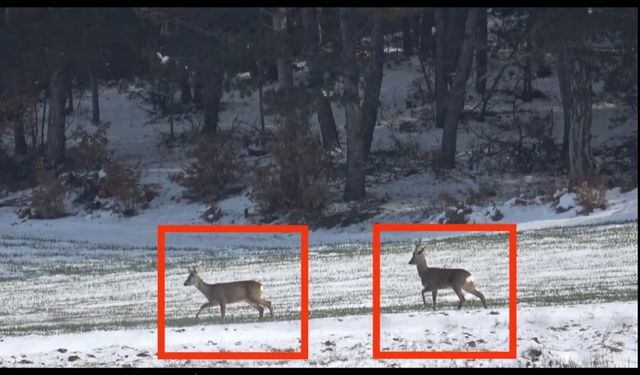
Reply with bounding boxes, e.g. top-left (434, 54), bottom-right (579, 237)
top-left (409, 239), bottom-right (487, 310)
top-left (183, 267), bottom-right (273, 323)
